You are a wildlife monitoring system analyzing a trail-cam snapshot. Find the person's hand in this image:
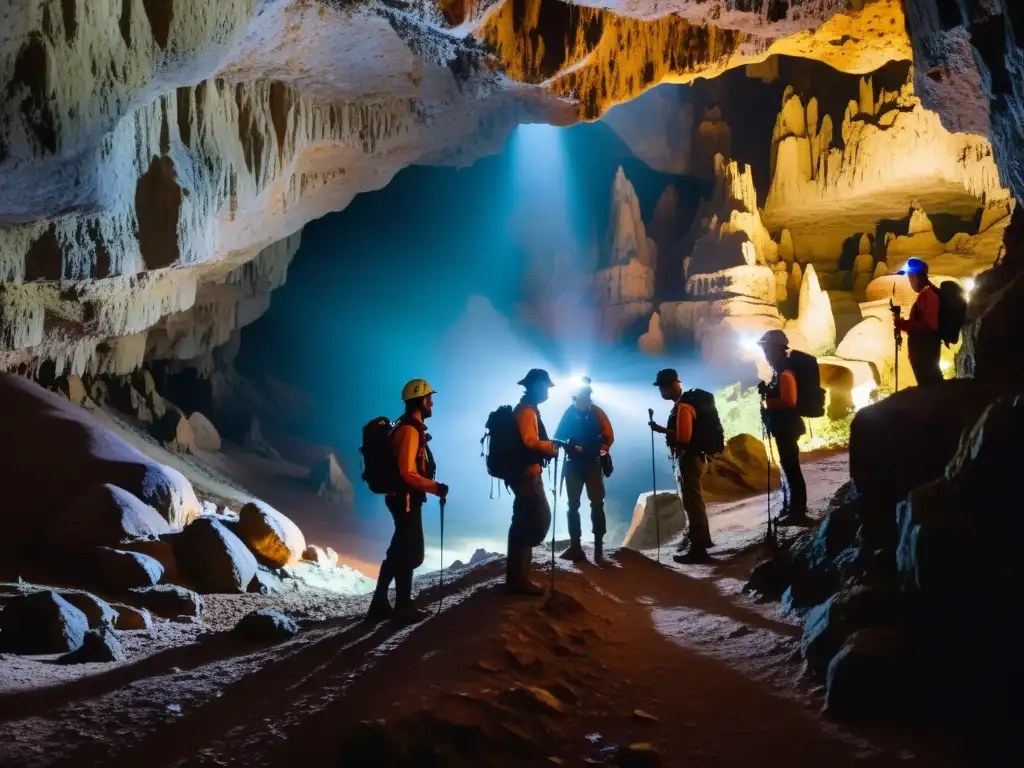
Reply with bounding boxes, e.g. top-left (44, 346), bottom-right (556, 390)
top-left (648, 421), bottom-right (664, 433)
top-left (436, 482), bottom-right (449, 499)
